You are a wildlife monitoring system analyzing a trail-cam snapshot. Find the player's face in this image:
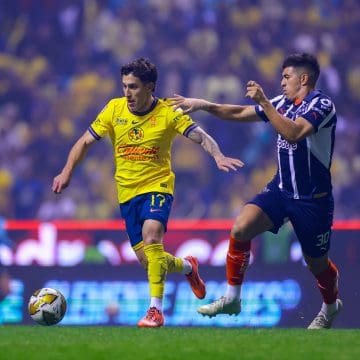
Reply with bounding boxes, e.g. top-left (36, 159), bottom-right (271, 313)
top-left (122, 74), bottom-right (154, 113)
top-left (281, 66), bottom-right (303, 102)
